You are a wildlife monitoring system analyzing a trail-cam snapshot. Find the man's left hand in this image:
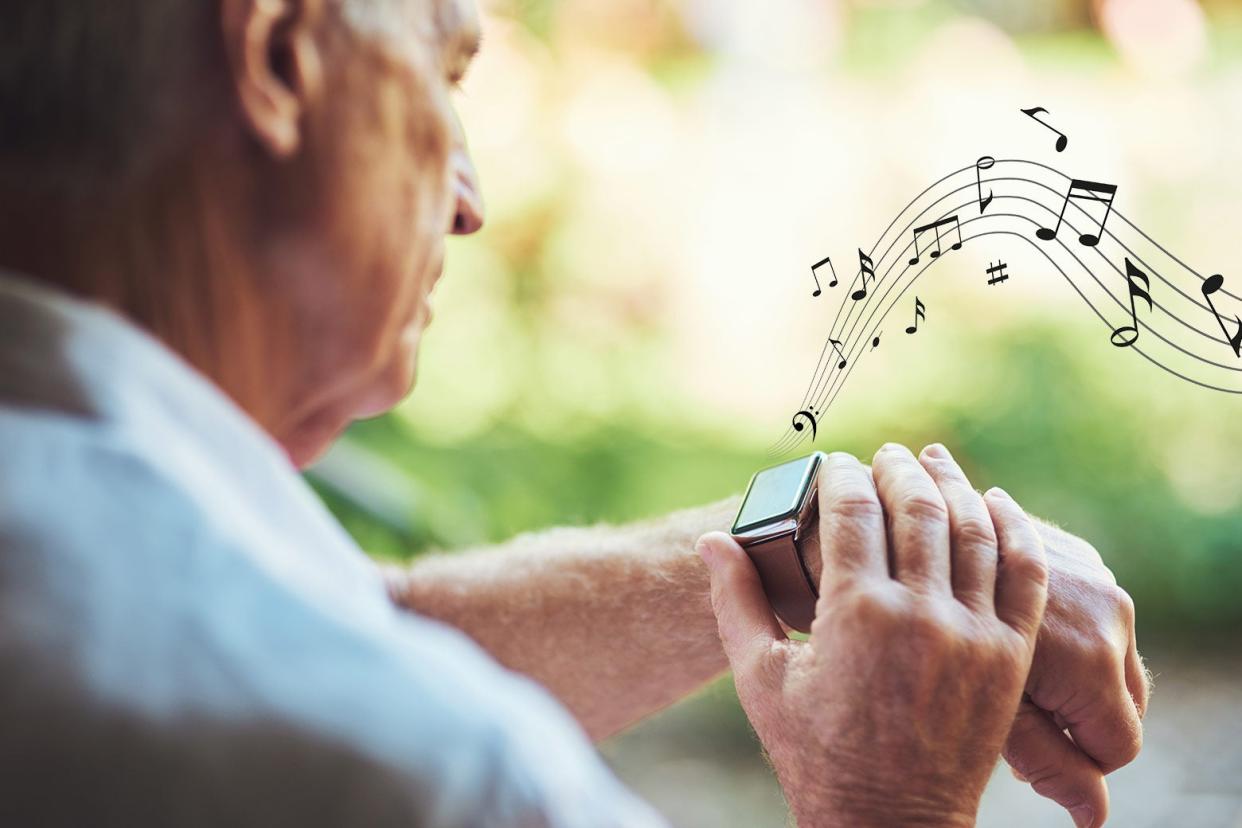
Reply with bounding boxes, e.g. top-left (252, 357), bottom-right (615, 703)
top-left (1004, 518), bottom-right (1149, 825)
top-left (918, 445), bottom-right (1148, 828)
